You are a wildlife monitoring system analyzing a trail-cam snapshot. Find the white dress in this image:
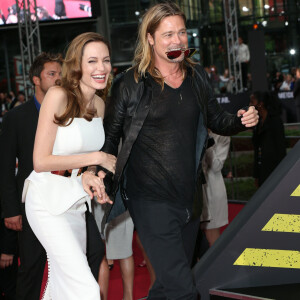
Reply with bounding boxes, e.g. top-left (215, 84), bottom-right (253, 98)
top-left (22, 118), bottom-right (104, 300)
top-left (201, 132), bottom-right (230, 229)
